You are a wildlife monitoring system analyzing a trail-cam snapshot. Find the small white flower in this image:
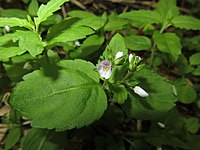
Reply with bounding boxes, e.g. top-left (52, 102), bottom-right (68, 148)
top-left (97, 60), bottom-right (112, 79)
top-left (115, 51), bottom-right (123, 60)
top-left (4, 26), bottom-right (10, 32)
top-left (157, 122), bottom-right (165, 128)
top-left (133, 86), bottom-right (149, 97)
top-left (135, 56), bottom-right (142, 62)
top-left (75, 41), bottom-right (81, 47)
top-left (129, 54), bottom-right (133, 63)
